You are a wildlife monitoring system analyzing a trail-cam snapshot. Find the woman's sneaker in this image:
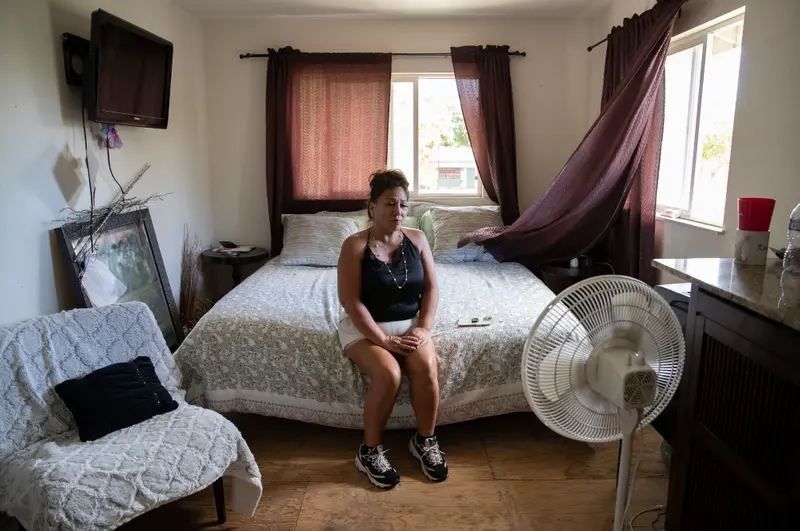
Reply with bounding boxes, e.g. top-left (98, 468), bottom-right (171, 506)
top-left (409, 434), bottom-right (448, 482)
top-left (355, 443), bottom-right (400, 489)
